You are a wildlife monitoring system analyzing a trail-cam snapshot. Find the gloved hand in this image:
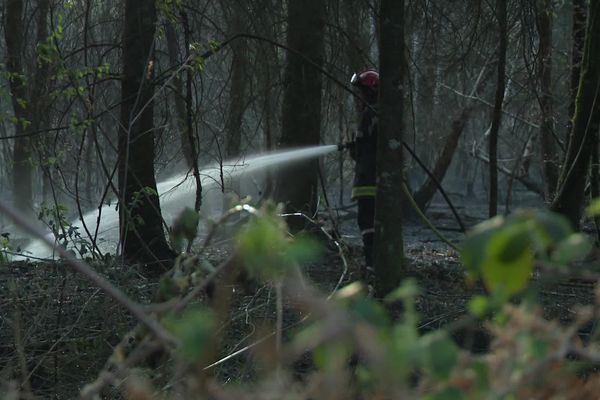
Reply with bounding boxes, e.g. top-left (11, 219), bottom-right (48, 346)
top-left (337, 141), bottom-right (355, 152)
